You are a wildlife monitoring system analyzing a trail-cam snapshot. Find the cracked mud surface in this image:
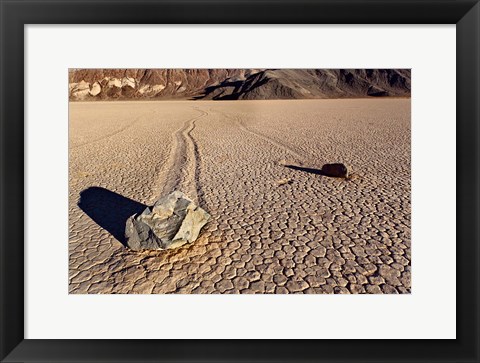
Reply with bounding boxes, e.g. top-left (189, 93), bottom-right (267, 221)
top-left (69, 99), bottom-right (411, 294)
